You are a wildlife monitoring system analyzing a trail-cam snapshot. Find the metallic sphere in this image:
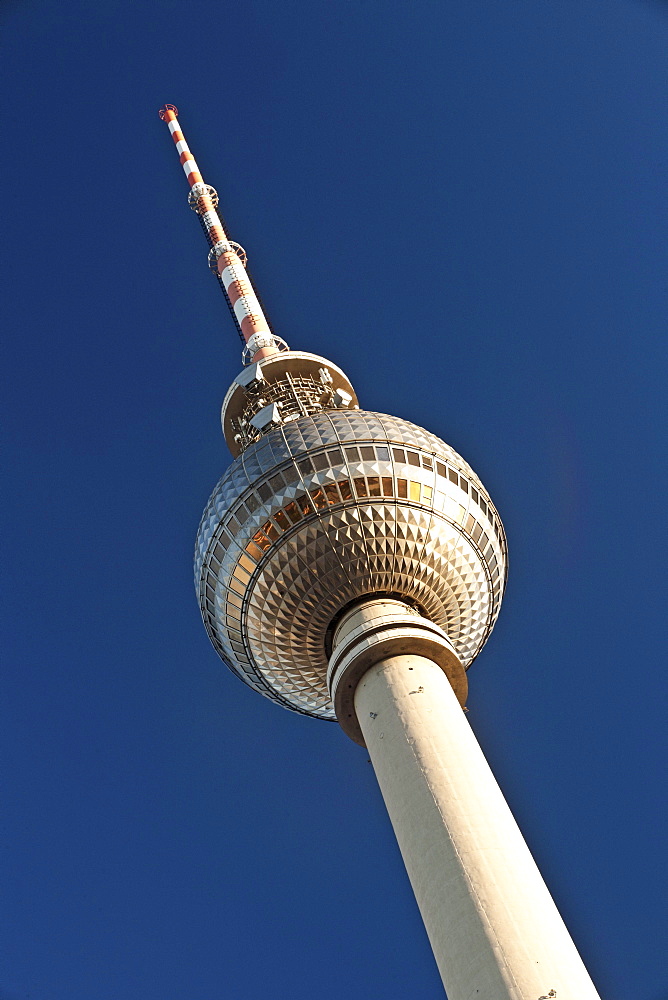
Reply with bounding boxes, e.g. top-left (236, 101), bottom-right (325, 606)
top-left (195, 407), bottom-right (507, 720)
